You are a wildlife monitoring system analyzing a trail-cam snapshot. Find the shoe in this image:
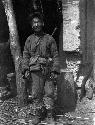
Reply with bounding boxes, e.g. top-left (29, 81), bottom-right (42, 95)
top-left (45, 109), bottom-right (55, 124)
top-left (45, 116), bottom-right (55, 125)
top-left (29, 115), bottom-right (41, 125)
